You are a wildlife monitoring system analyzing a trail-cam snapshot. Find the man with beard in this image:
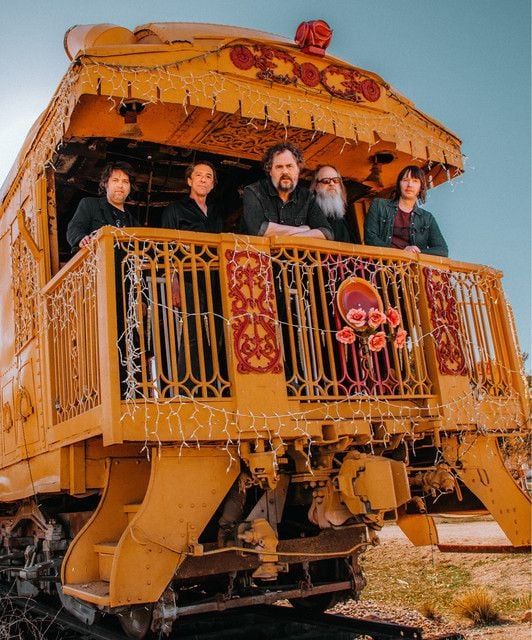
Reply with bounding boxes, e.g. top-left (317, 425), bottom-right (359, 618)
top-left (241, 142), bottom-right (332, 239)
top-left (67, 161), bottom-right (139, 250)
top-left (310, 165), bottom-right (361, 244)
top-left (67, 161), bottom-right (140, 397)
